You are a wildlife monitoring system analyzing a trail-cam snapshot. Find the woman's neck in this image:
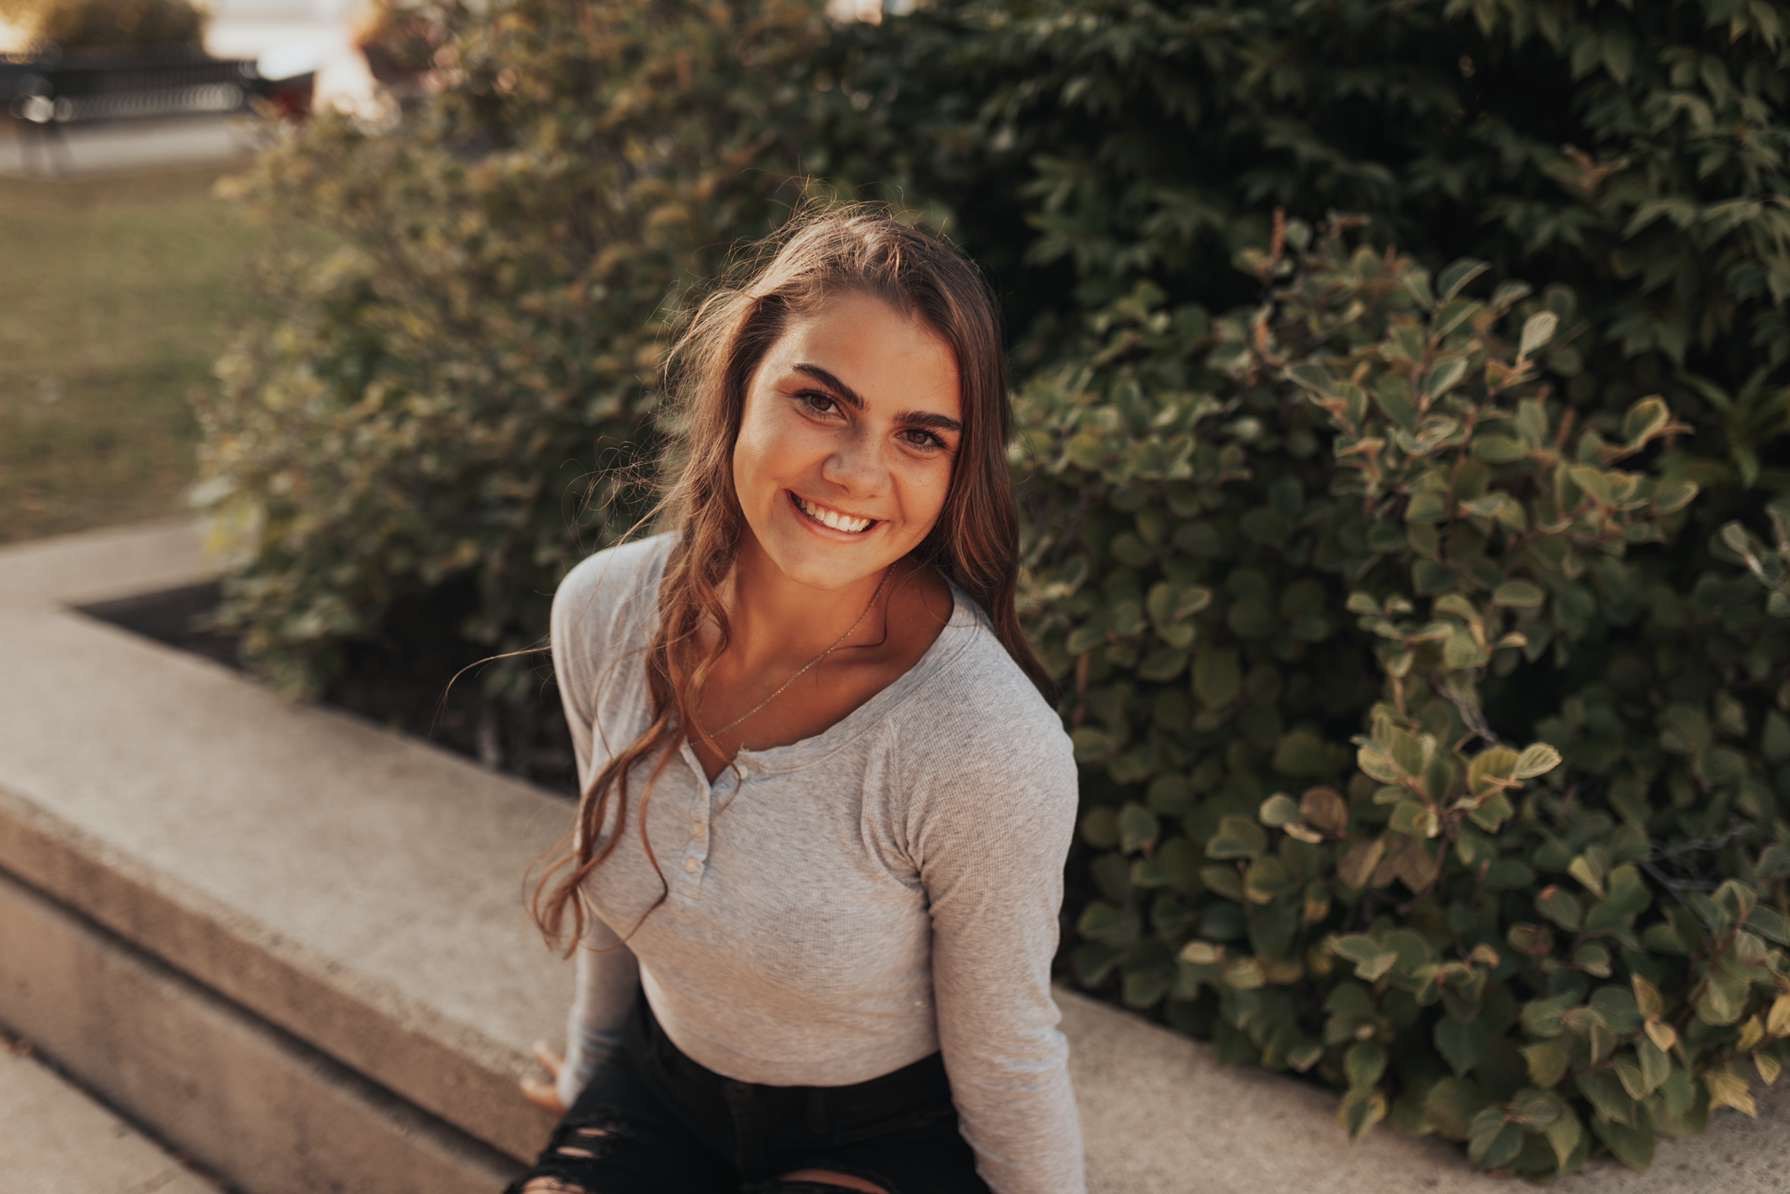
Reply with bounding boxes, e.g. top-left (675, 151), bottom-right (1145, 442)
top-left (716, 540), bottom-right (903, 675)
